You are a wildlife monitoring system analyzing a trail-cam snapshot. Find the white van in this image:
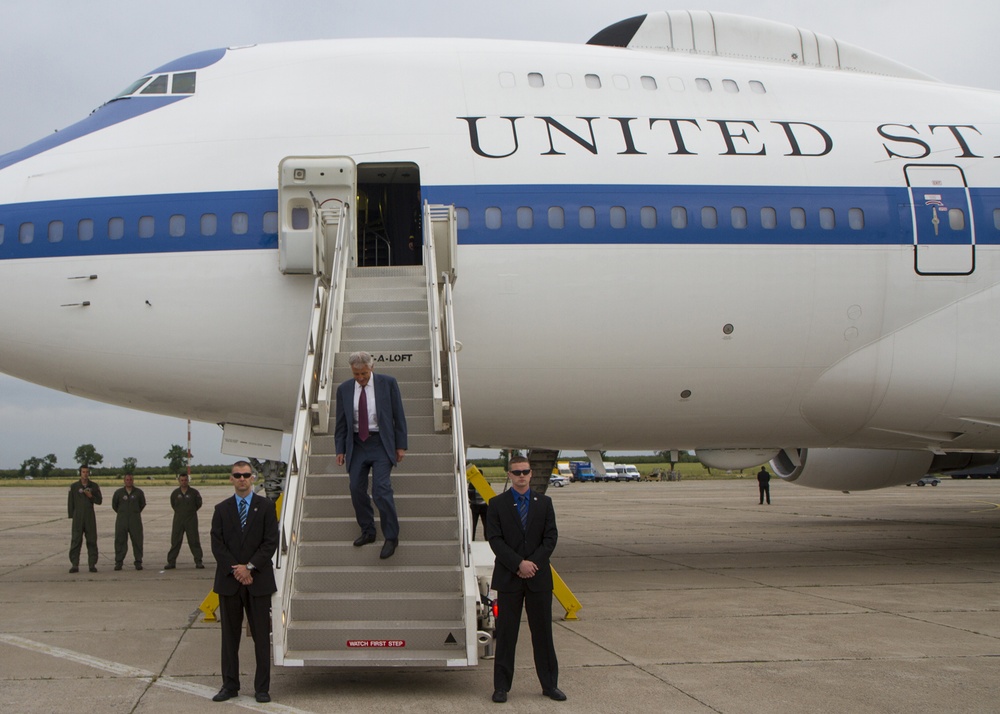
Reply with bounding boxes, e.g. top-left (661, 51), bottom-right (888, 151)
top-left (615, 464), bottom-right (641, 482)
